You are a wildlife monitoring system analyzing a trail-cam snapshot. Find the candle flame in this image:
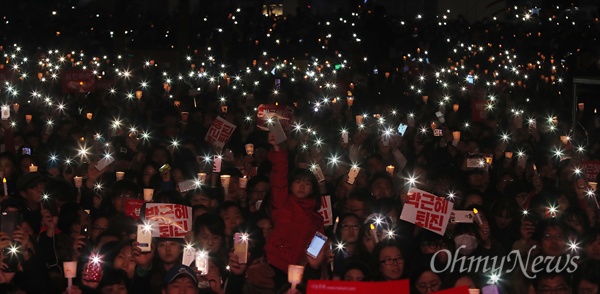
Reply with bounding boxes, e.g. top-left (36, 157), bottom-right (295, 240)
top-left (473, 208), bottom-right (479, 214)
